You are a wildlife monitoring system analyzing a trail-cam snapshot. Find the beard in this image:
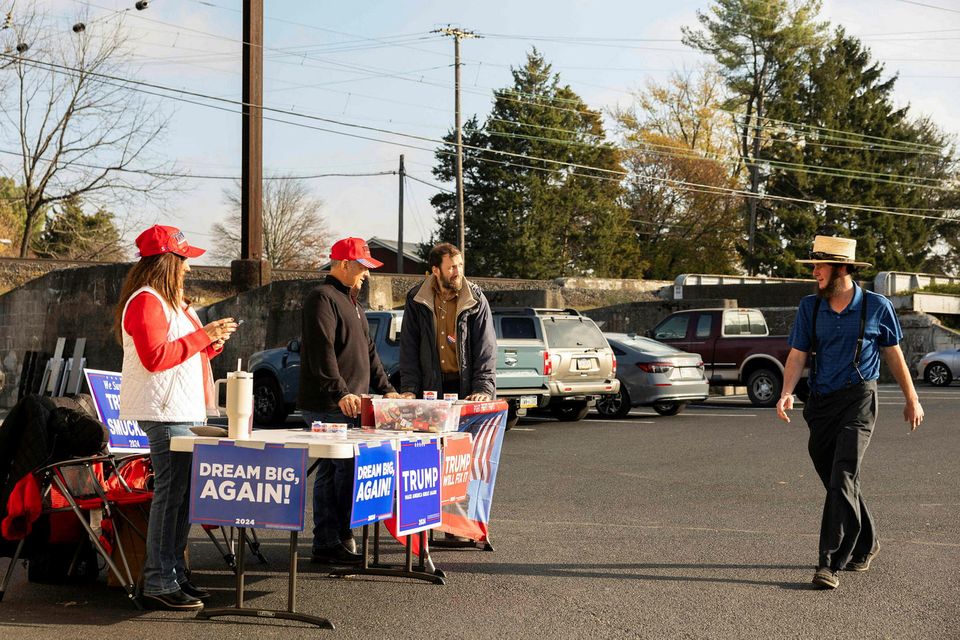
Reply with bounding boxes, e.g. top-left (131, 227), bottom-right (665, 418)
top-left (815, 269), bottom-right (842, 299)
top-left (438, 271), bottom-right (462, 293)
